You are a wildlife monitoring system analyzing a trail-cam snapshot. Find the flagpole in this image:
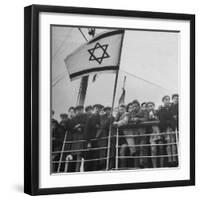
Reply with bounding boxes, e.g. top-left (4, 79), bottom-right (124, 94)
top-left (123, 76), bottom-right (127, 89)
top-left (106, 30), bottom-right (125, 170)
